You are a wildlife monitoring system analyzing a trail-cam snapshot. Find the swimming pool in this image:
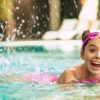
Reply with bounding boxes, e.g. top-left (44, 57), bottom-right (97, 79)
top-left (0, 40), bottom-right (100, 100)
